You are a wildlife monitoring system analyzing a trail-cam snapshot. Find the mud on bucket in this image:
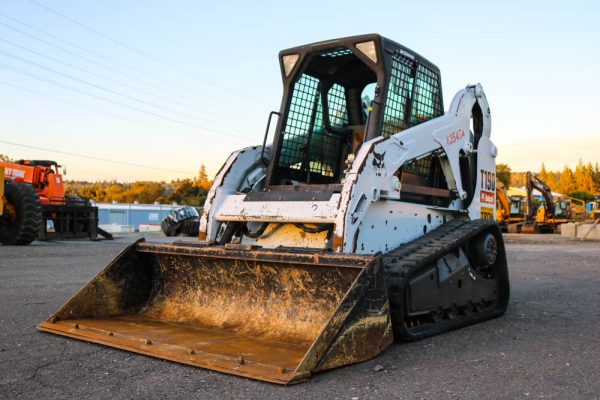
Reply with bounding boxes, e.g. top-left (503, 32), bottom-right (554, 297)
top-left (38, 240), bottom-right (392, 384)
